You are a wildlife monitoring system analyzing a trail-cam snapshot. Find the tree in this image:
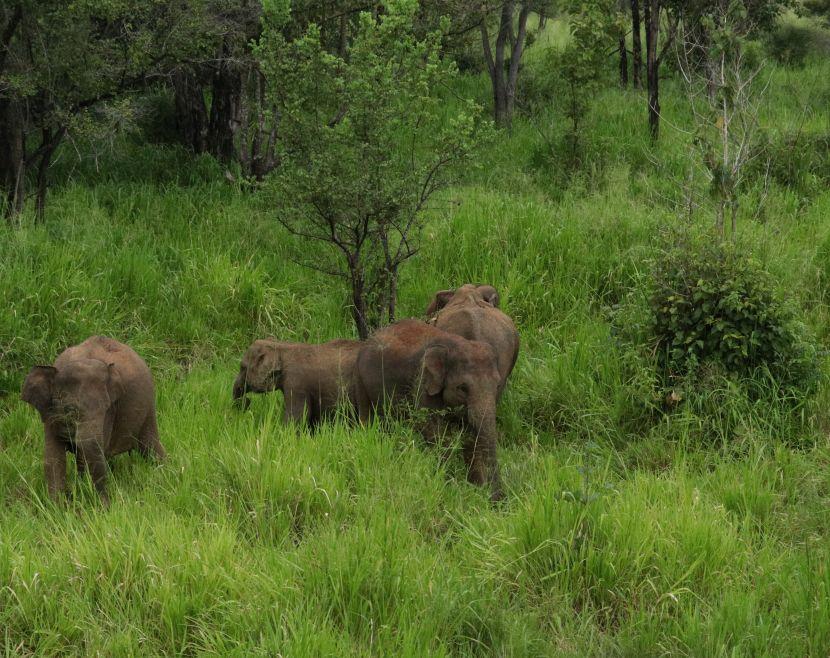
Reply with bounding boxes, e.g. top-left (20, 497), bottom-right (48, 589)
top-left (480, 0), bottom-right (536, 127)
top-left (677, 0), bottom-right (768, 238)
top-left (558, 0), bottom-right (617, 164)
top-left (0, 1), bottom-right (203, 220)
top-left (256, 0), bottom-right (484, 339)
top-left (619, 0), bottom-right (630, 86)
top-left (644, 0), bottom-right (680, 139)
top-left (170, 0), bottom-right (272, 174)
top-left (631, 0), bottom-right (643, 87)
